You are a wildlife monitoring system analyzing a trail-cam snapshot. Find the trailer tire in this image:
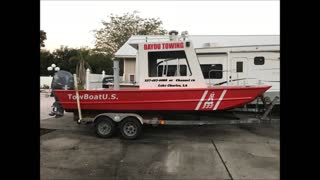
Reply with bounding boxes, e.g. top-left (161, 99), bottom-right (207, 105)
top-left (119, 117), bottom-right (142, 140)
top-left (95, 116), bottom-right (116, 138)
